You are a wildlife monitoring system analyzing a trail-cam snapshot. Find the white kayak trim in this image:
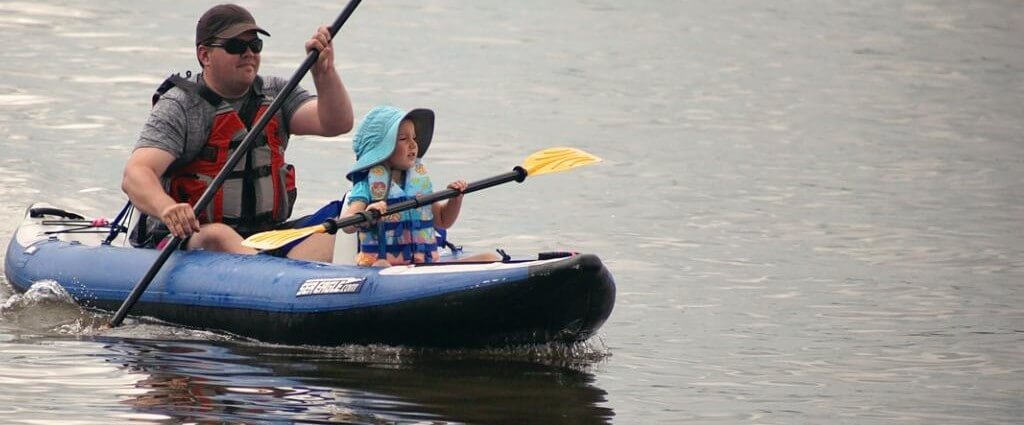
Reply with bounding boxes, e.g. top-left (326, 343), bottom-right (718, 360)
top-left (379, 257), bottom-right (567, 276)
